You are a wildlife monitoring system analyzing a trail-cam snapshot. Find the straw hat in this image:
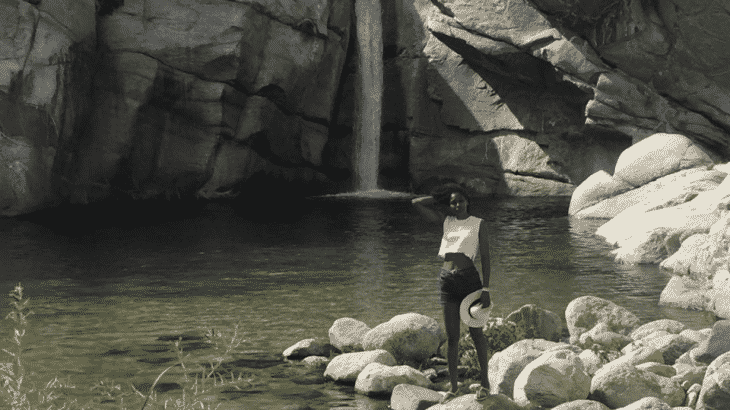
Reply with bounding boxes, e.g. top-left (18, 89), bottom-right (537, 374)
top-left (460, 290), bottom-right (493, 328)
